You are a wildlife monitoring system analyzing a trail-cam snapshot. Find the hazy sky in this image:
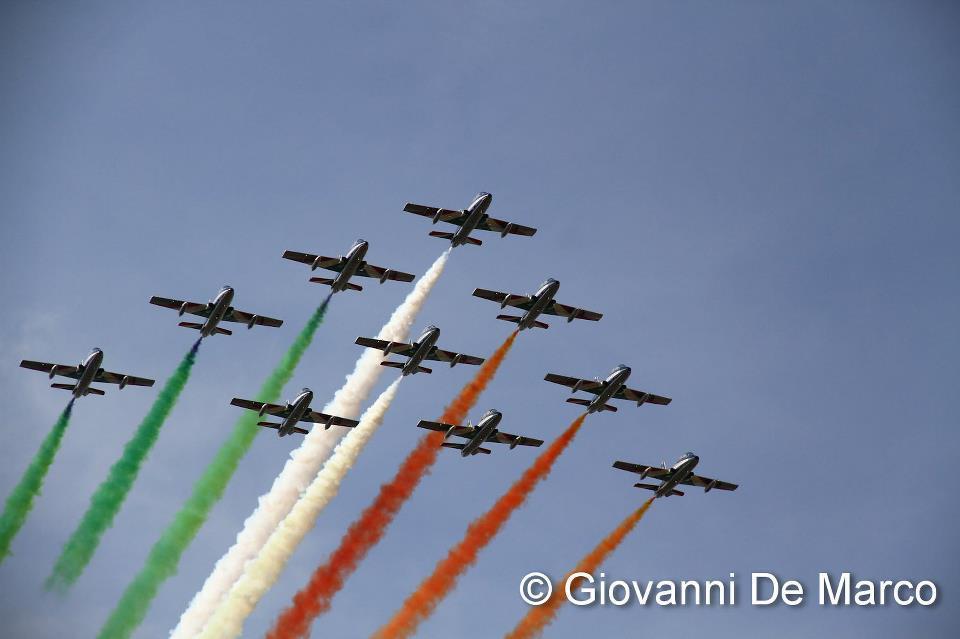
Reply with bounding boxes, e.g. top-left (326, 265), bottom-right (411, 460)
top-left (1, 2), bottom-right (958, 637)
